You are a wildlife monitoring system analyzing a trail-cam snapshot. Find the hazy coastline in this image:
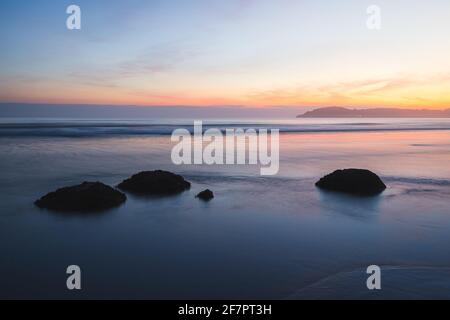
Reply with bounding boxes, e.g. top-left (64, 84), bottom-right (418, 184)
top-left (298, 107), bottom-right (450, 118)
